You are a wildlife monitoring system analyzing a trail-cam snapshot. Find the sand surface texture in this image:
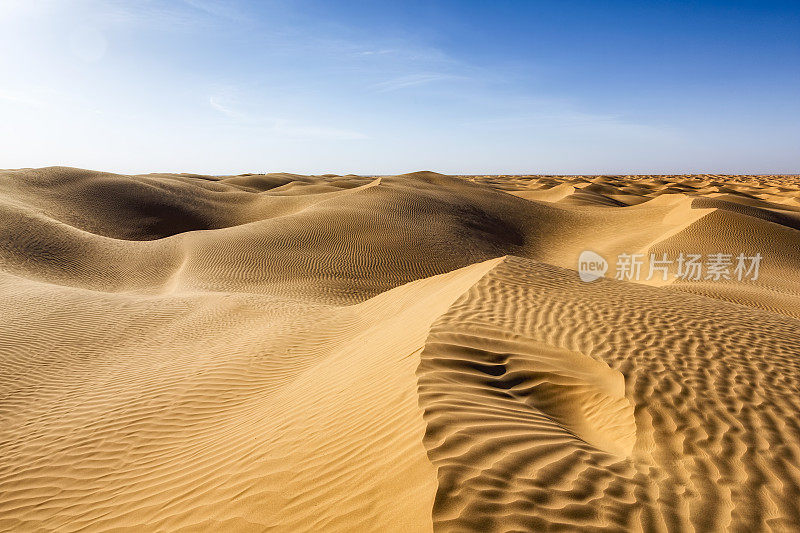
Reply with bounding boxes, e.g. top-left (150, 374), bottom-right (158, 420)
top-left (1, 168), bottom-right (799, 531)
